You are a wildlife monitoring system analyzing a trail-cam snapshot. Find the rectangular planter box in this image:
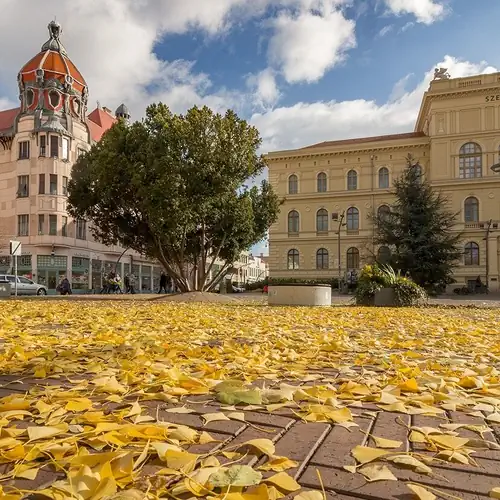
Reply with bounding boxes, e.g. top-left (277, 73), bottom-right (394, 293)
top-left (374, 287), bottom-right (395, 306)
